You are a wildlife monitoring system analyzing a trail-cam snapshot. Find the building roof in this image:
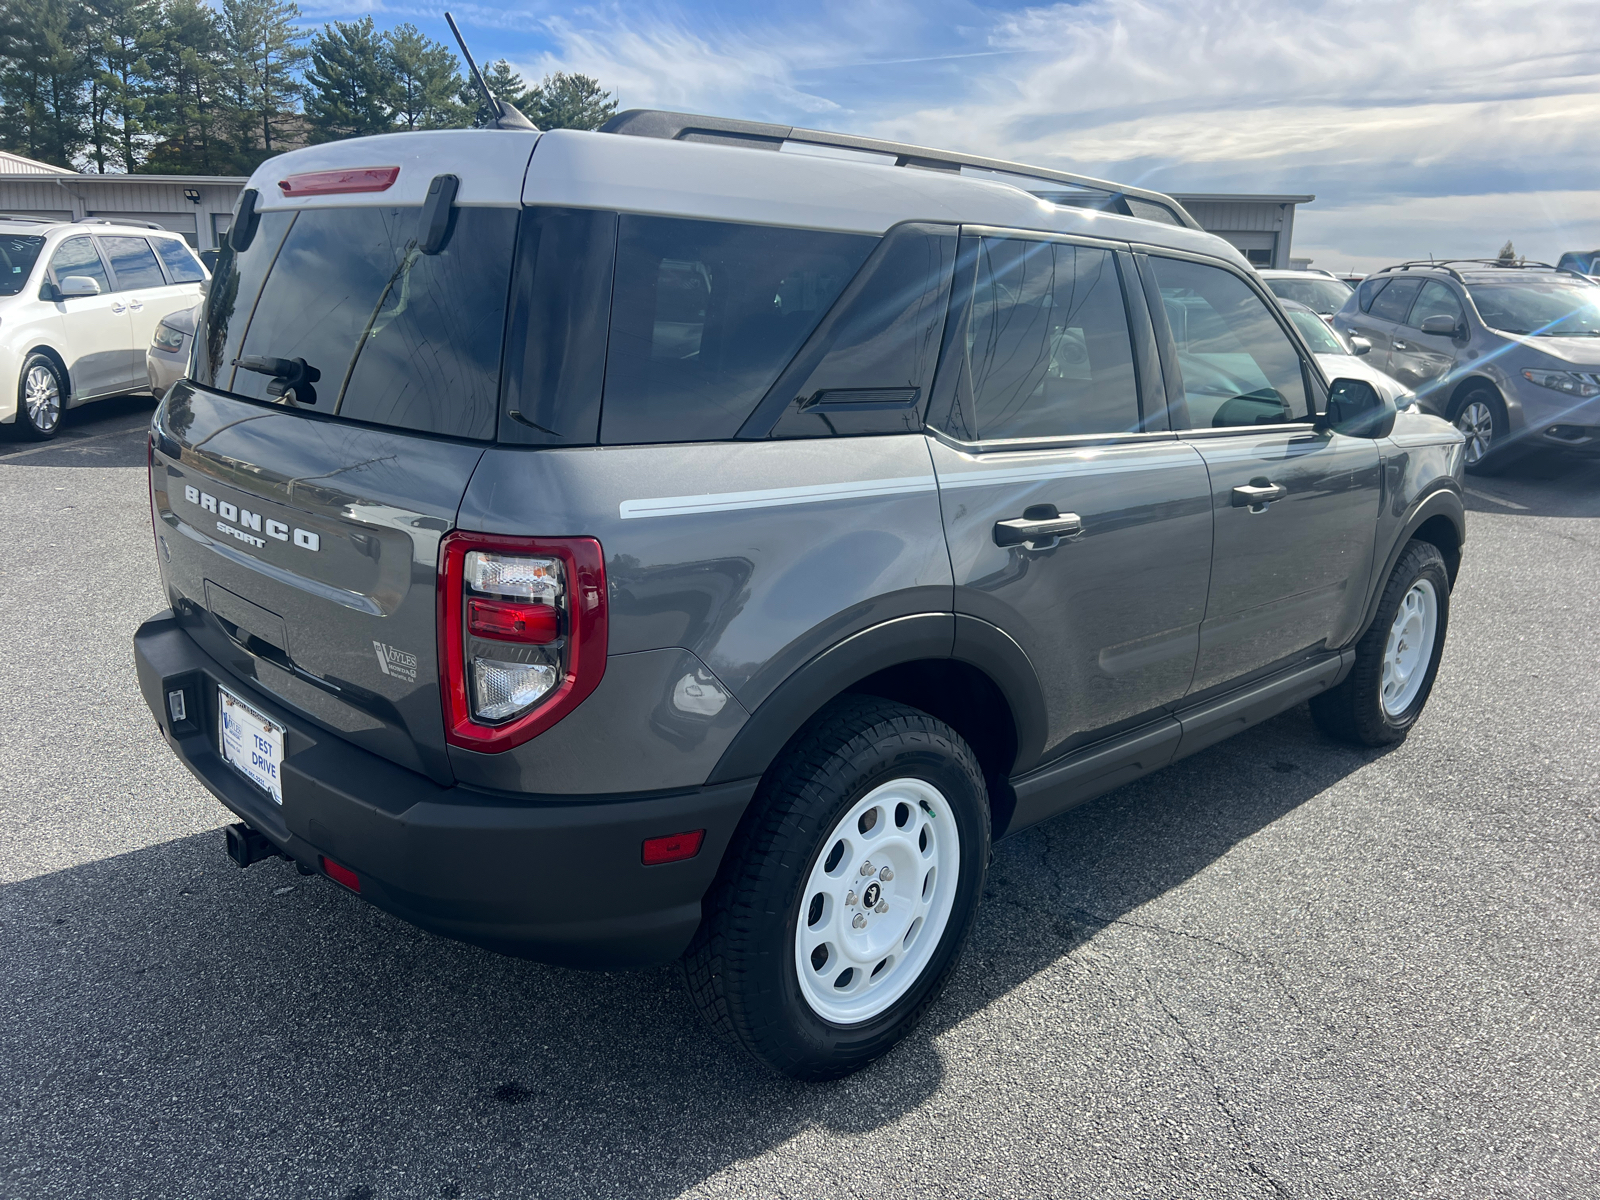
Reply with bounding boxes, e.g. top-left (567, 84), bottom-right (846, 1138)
top-left (0, 149), bottom-right (68, 175)
top-left (0, 170), bottom-right (248, 184)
